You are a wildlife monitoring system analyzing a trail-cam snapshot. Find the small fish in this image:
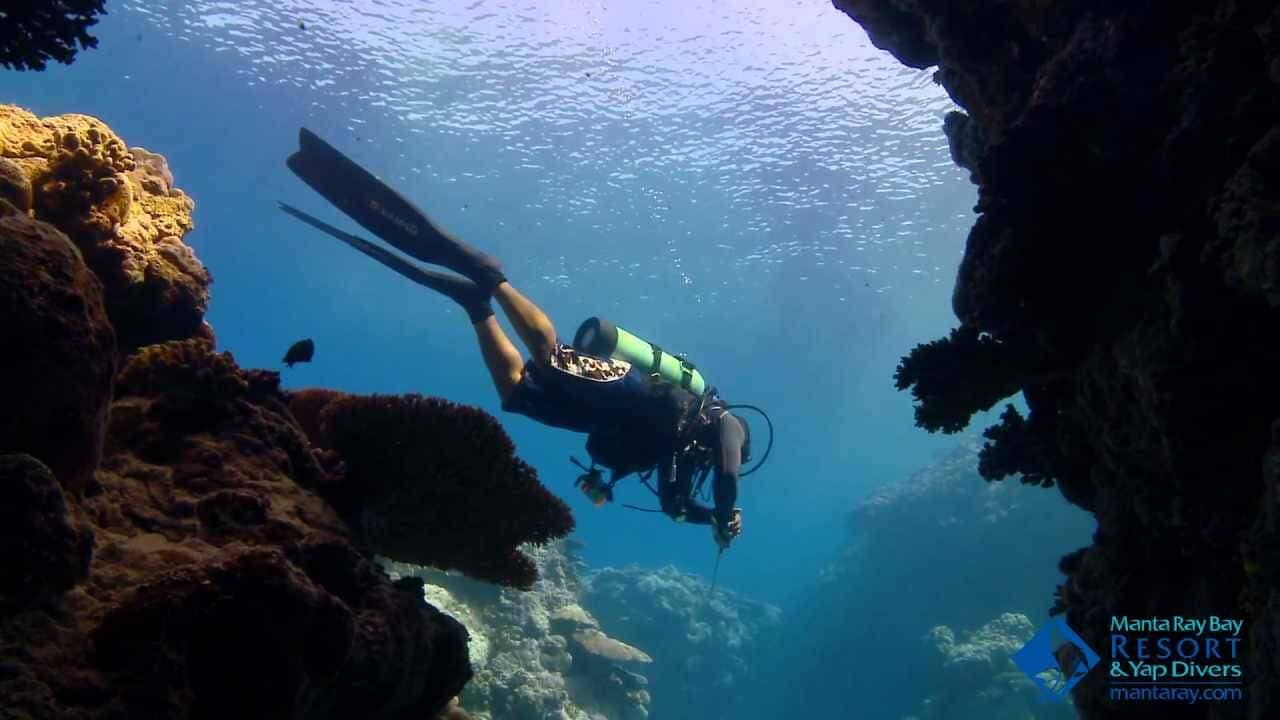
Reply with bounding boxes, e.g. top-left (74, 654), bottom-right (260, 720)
top-left (282, 338), bottom-right (315, 367)
top-left (298, 20), bottom-right (307, 31)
